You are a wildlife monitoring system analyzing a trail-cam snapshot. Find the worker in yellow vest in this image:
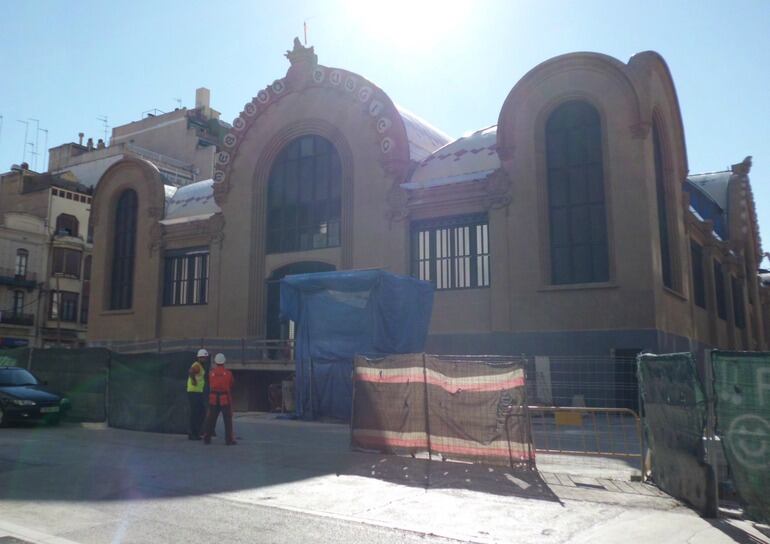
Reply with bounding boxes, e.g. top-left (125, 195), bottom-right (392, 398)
top-left (187, 349), bottom-right (209, 440)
